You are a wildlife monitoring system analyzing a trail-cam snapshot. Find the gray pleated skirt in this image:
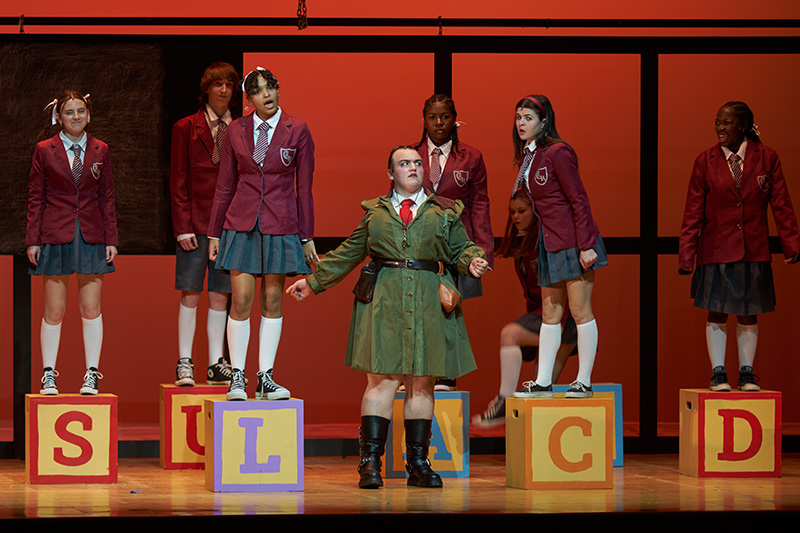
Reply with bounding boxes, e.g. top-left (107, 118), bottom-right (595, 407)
top-left (29, 219), bottom-right (115, 276)
top-left (536, 233), bottom-right (608, 287)
top-left (215, 224), bottom-right (311, 276)
top-left (691, 261), bottom-right (775, 315)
